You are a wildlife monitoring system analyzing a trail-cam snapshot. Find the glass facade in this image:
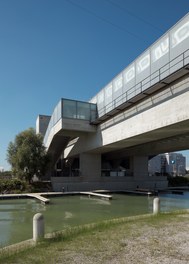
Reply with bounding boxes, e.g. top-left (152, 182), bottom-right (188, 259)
top-left (44, 99), bottom-right (97, 146)
top-left (63, 100), bottom-right (77, 119)
top-left (62, 99), bottom-right (96, 121)
top-left (90, 13), bottom-right (189, 118)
